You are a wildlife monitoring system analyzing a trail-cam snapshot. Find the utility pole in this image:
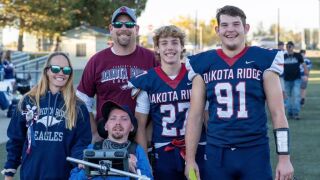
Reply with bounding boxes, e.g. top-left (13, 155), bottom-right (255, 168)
top-left (134, 0), bottom-right (140, 44)
top-left (277, 8), bottom-right (280, 44)
top-left (318, 0), bottom-right (320, 48)
top-left (194, 11), bottom-right (198, 51)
